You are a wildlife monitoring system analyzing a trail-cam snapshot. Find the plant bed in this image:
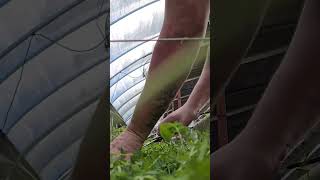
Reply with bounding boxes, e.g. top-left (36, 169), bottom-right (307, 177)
top-left (111, 123), bottom-right (210, 180)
